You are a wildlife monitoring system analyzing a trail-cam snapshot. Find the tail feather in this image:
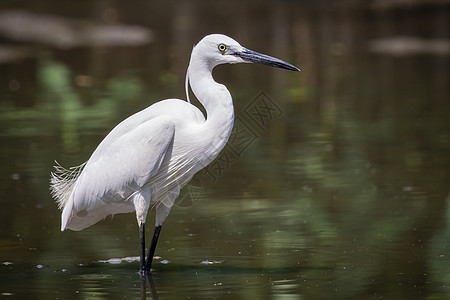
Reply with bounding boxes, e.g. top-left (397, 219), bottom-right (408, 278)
top-left (61, 195), bottom-right (74, 231)
top-left (50, 160), bottom-right (136, 231)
